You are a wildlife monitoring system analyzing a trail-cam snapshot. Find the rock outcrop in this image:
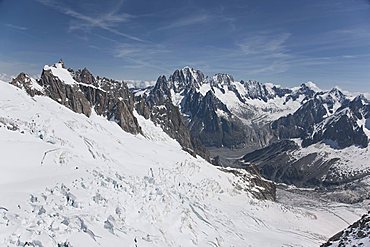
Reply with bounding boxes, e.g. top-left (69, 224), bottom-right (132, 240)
top-left (12, 62), bottom-right (142, 135)
top-left (321, 212), bottom-right (370, 247)
top-left (10, 73), bottom-right (43, 97)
